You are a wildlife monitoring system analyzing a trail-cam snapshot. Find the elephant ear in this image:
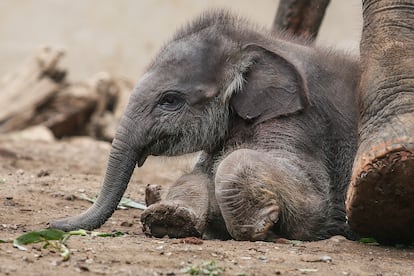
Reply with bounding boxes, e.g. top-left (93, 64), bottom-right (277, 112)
top-left (228, 44), bottom-right (310, 124)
